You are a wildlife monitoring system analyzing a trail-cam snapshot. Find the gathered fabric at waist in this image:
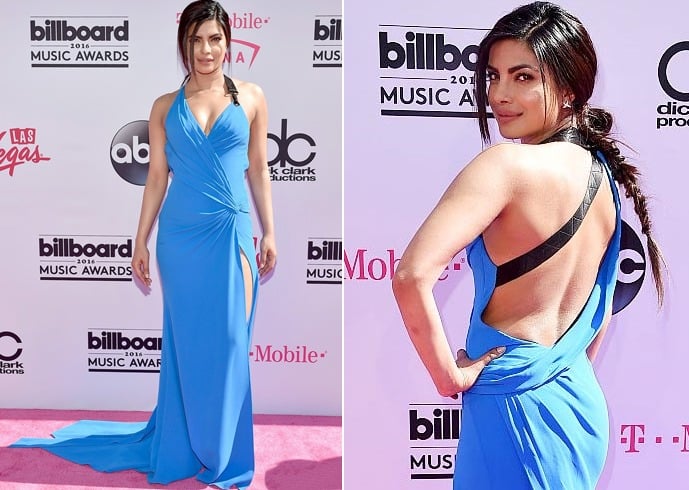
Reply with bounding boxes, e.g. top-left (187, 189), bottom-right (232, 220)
top-left (466, 344), bottom-right (591, 395)
top-left (160, 178), bottom-right (249, 224)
